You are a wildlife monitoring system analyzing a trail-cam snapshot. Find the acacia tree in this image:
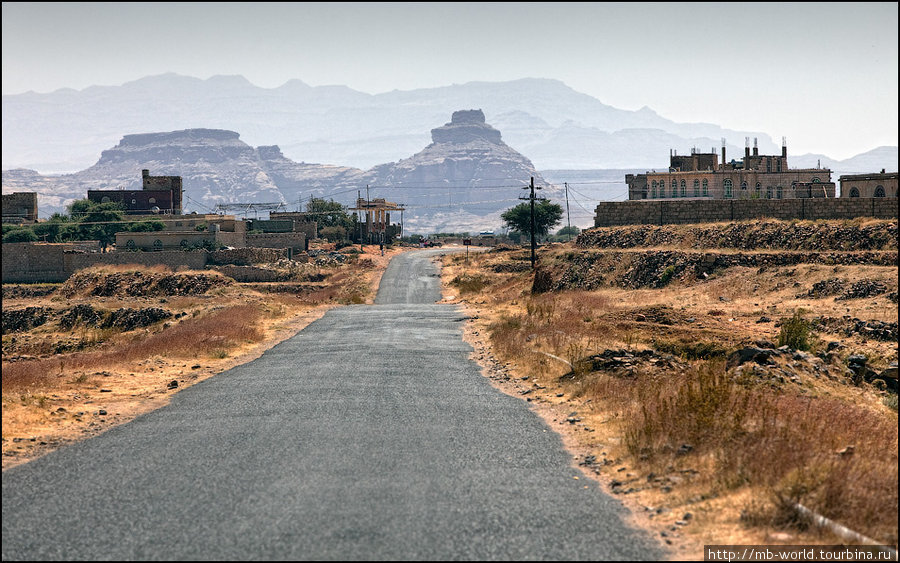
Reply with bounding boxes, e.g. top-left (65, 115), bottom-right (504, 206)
top-left (501, 200), bottom-right (564, 241)
top-left (305, 198), bottom-right (355, 240)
